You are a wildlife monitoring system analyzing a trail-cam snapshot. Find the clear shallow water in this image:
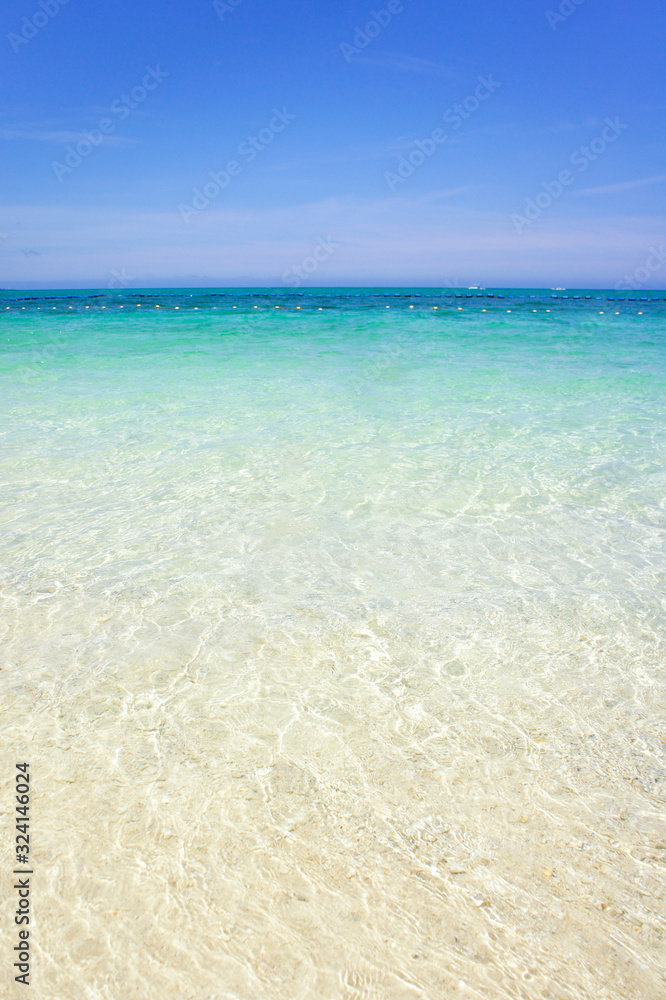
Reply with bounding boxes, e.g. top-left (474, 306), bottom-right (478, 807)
top-left (1, 290), bottom-right (665, 999)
